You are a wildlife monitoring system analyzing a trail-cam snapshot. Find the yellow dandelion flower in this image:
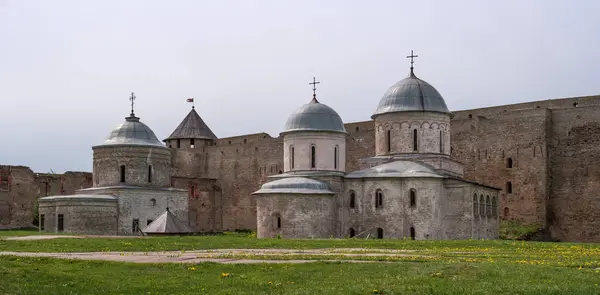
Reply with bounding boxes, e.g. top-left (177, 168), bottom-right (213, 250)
top-left (221, 272), bottom-right (230, 277)
top-left (188, 267), bottom-right (197, 271)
